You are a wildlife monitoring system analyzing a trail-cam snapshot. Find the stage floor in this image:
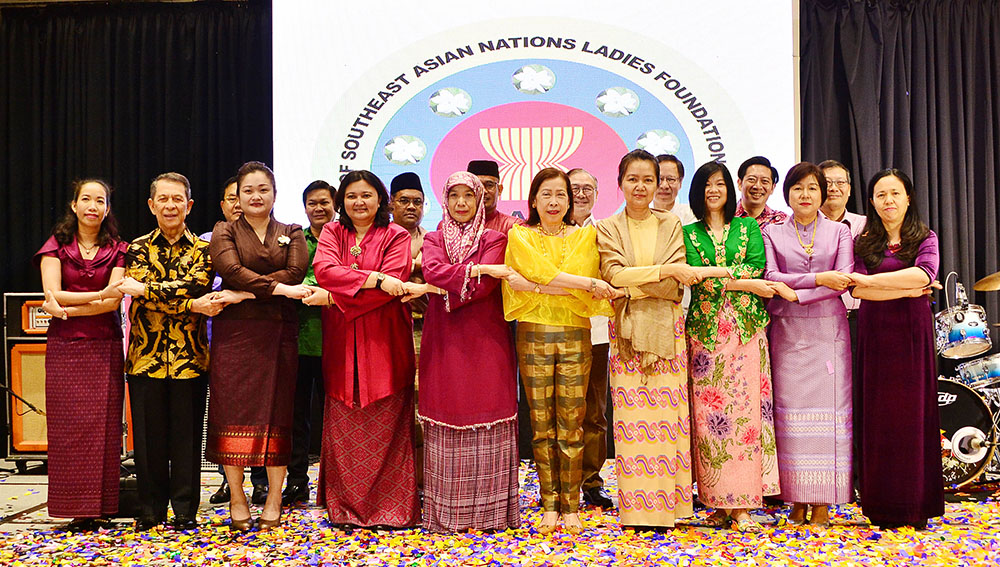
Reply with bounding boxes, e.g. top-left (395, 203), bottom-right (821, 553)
top-left (1, 460), bottom-right (998, 566)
